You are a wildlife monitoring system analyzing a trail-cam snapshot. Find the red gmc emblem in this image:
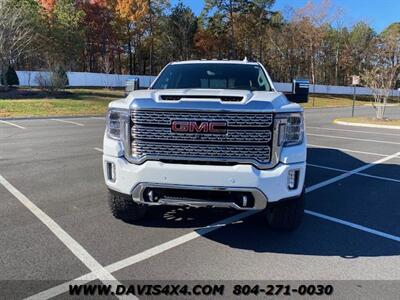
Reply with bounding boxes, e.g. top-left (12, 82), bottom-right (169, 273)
top-left (171, 120), bottom-right (227, 134)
